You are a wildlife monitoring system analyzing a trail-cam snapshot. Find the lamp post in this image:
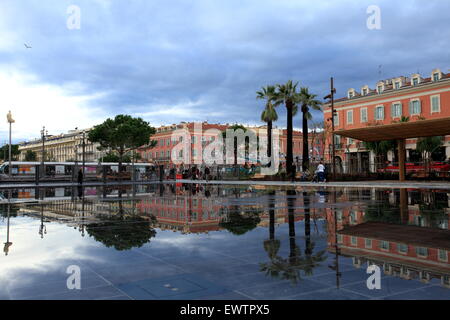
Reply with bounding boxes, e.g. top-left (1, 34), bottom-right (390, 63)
top-left (324, 77), bottom-right (337, 180)
top-left (6, 111), bottom-right (15, 178)
top-left (81, 131), bottom-right (86, 177)
top-left (40, 126), bottom-right (48, 178)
